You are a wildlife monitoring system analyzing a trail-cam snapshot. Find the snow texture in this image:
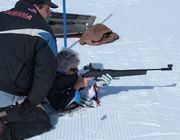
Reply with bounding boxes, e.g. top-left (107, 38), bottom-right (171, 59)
top-left (1, 0), bottom-right (180, 140)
